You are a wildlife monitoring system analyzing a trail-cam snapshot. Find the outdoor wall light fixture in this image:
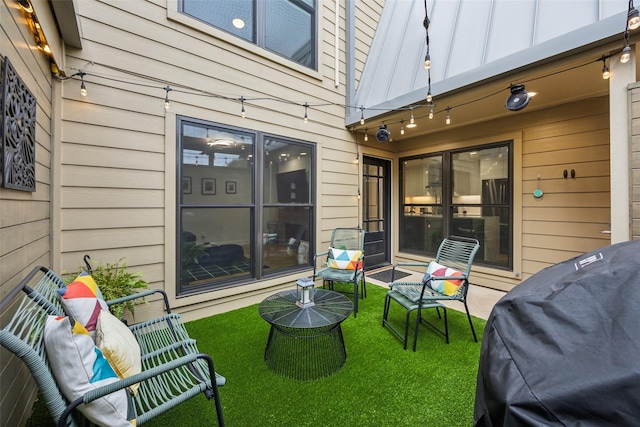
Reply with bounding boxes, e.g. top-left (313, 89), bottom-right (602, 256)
top-left (505, 84), bottom-right (531, 111)
top-left (376, 124), bottom-right (390, 142)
